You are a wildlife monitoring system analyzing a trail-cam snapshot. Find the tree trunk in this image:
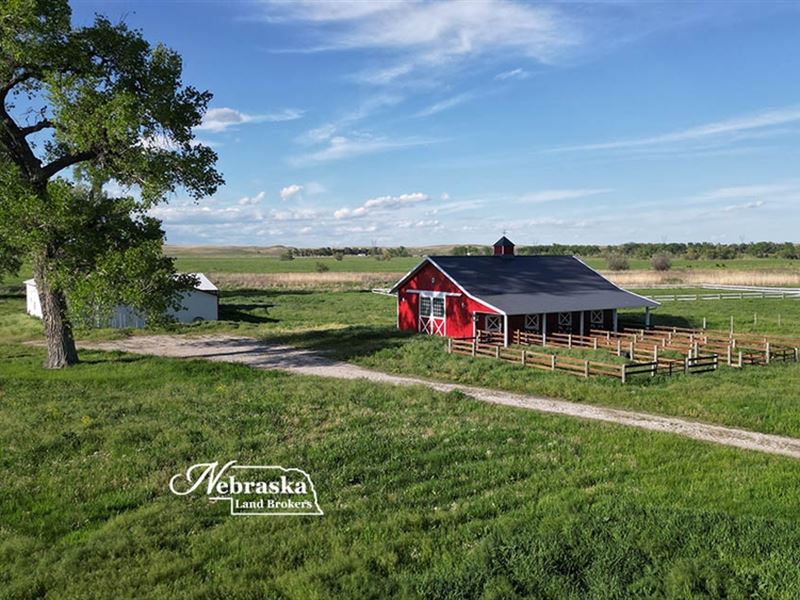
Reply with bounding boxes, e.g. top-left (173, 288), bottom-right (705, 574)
top-left (33, 256), bottom-right (79, 368)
